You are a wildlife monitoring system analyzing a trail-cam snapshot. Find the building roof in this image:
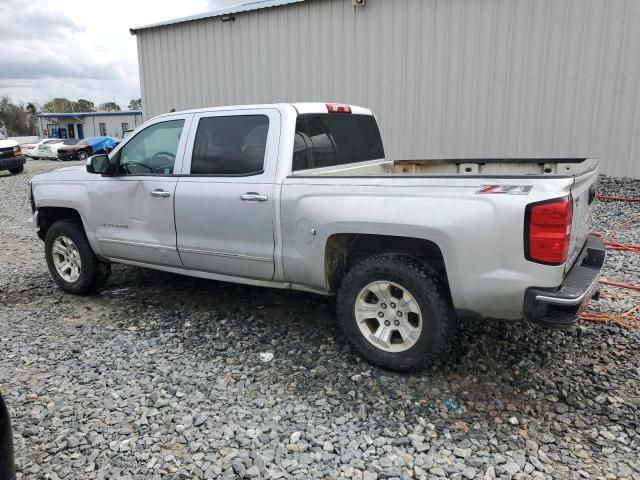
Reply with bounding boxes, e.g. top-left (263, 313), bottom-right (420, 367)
top-left (37, 111), bottom-right (142, 119)
top-left (130, 0), bottom-right (306, 34)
